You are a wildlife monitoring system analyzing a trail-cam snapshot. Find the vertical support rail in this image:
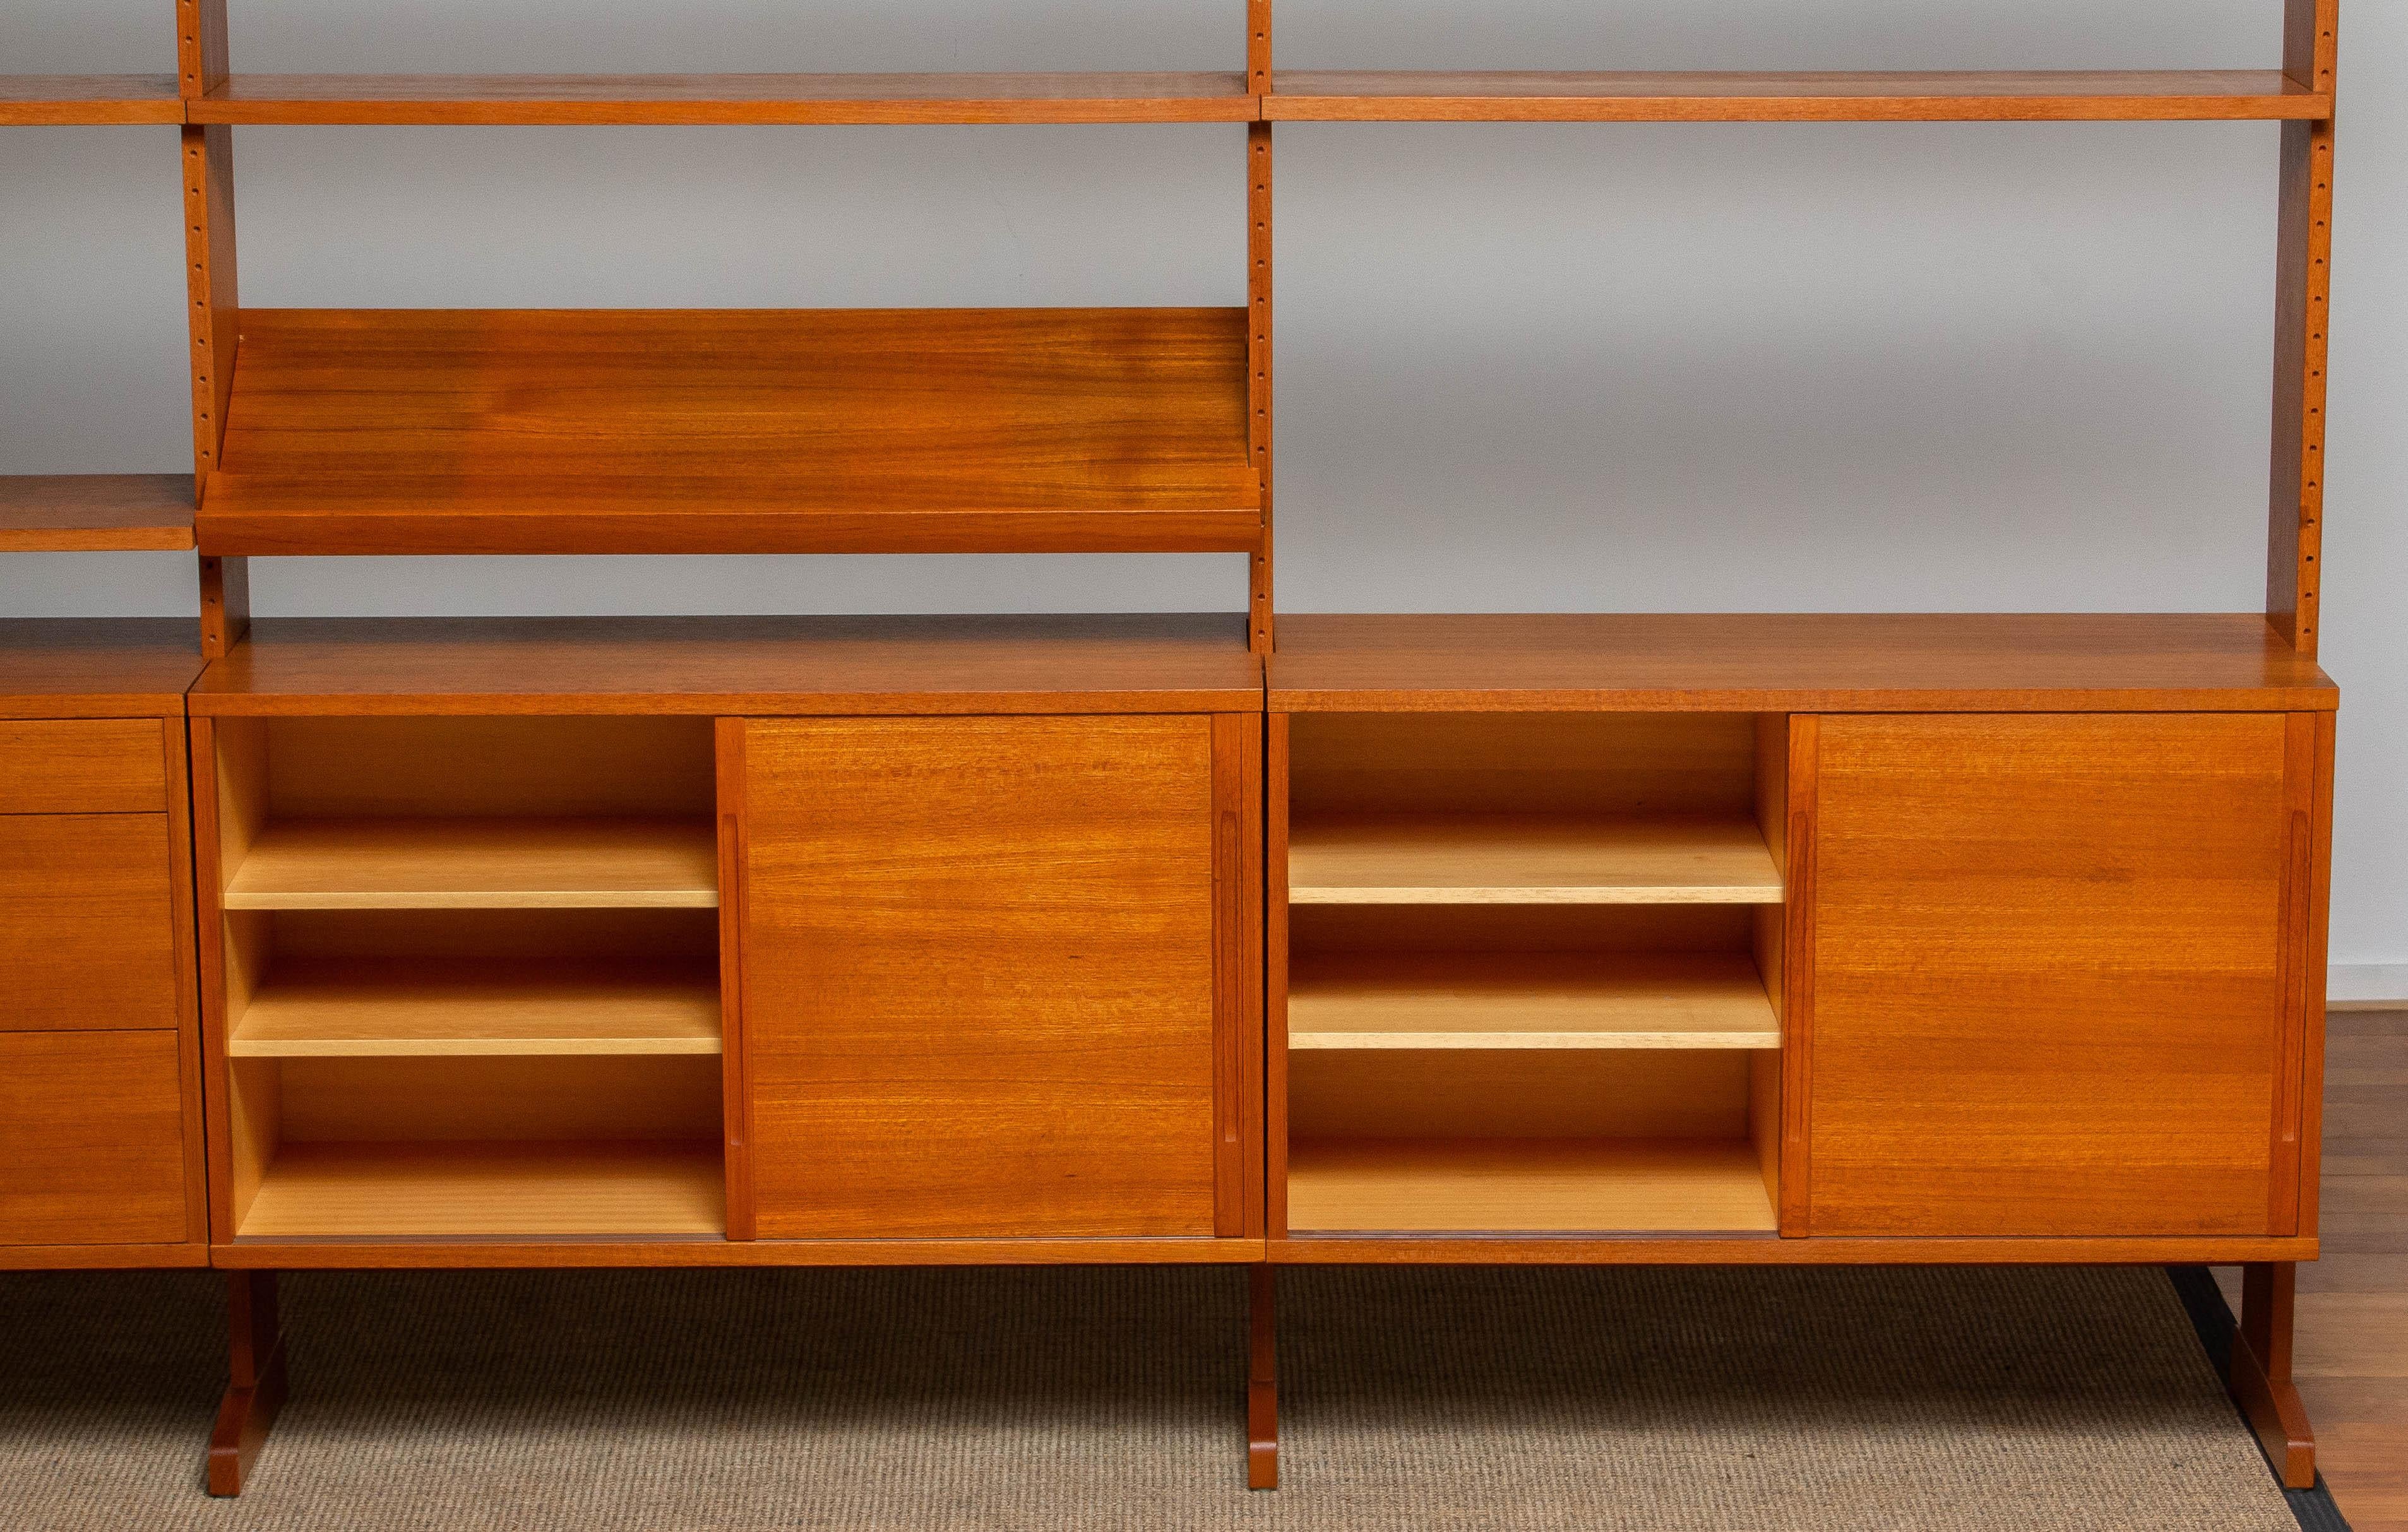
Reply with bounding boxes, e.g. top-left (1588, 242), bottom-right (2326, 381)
top-left (207, 1271), bottom-right (286, 1496)
top-left (2267, 0), bottom-right (2337, 658)
top-left (1246, 0), bottom-right (1275, 653)
top-left (1247, 122), bottom-right (1275, 656)
top-left (180, 0), bottom-right (247, 657)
